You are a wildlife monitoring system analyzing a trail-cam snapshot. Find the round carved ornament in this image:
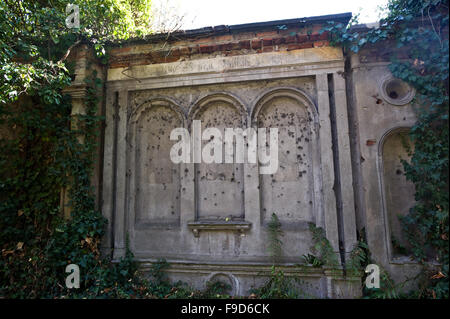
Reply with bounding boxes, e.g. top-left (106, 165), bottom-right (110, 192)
top-left (378, 74), bottom-right (415, 106)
